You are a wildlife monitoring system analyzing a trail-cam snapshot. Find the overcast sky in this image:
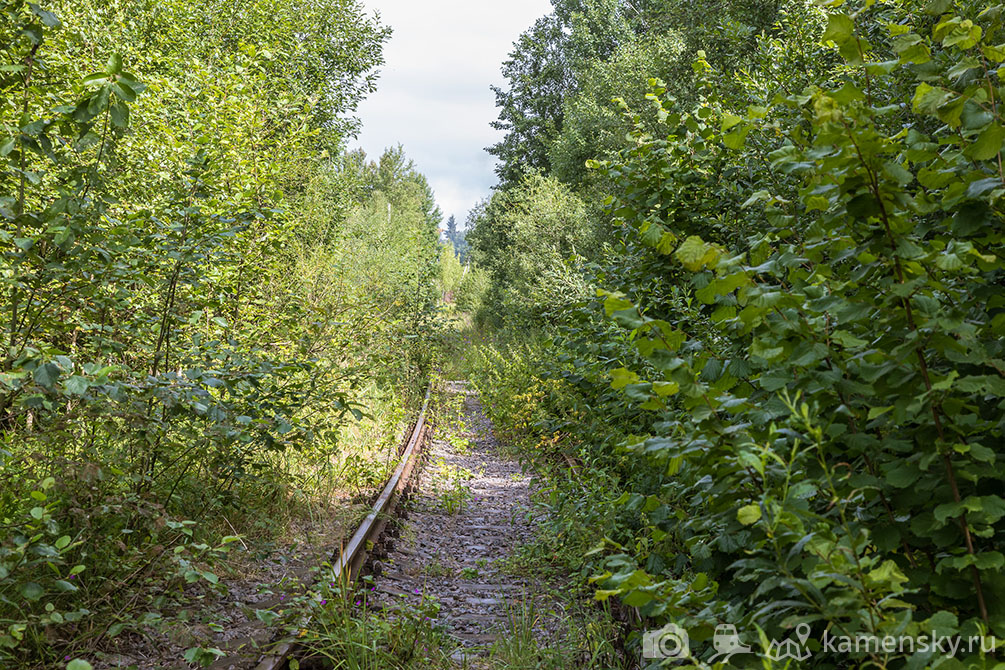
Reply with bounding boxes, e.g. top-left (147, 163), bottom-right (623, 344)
top-left (349, 0), bottom-right (553, 229)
